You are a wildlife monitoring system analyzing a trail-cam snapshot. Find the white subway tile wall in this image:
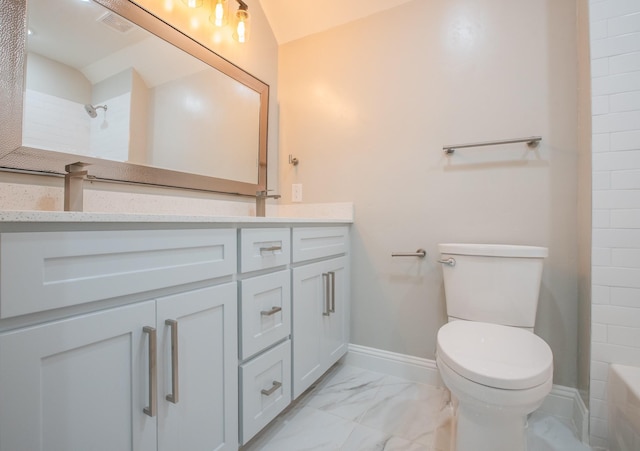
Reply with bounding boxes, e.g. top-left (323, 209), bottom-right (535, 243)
top-left (89, 93), bottom-right (131, 162)
top-left (589, 0), bottom-right (640, 449)
top-left (23, 90), bottom-right (132, 163)
top-left (22, 90), bottom-right (91, 155)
